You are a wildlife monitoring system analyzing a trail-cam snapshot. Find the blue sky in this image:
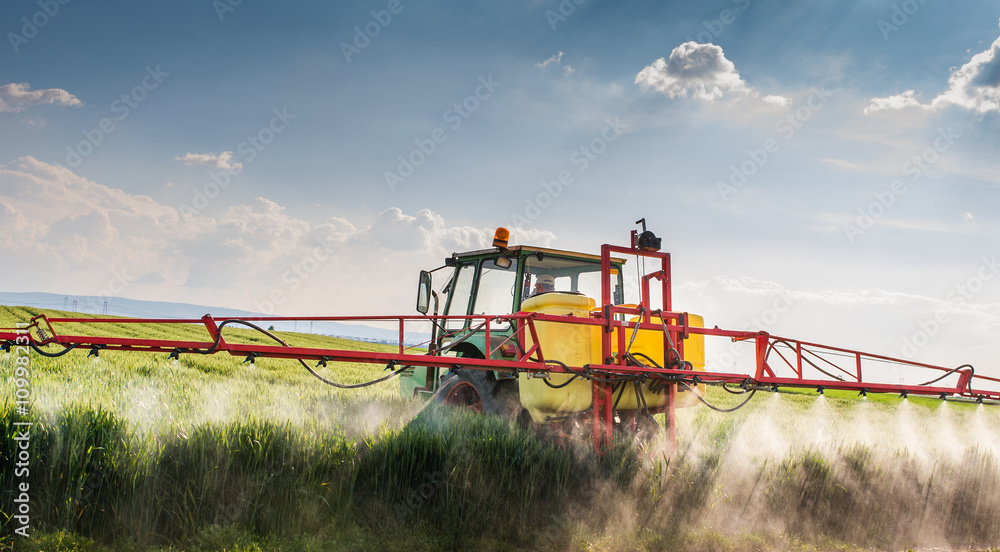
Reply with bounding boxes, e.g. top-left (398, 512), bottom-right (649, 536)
top-left (2, 0), bottom-right (999, 382)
